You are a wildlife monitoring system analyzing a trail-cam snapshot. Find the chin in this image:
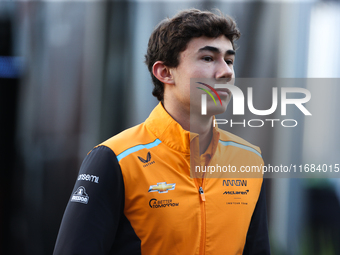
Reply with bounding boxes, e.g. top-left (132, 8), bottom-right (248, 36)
top-left (206, 105), bottom-right (228, 116)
